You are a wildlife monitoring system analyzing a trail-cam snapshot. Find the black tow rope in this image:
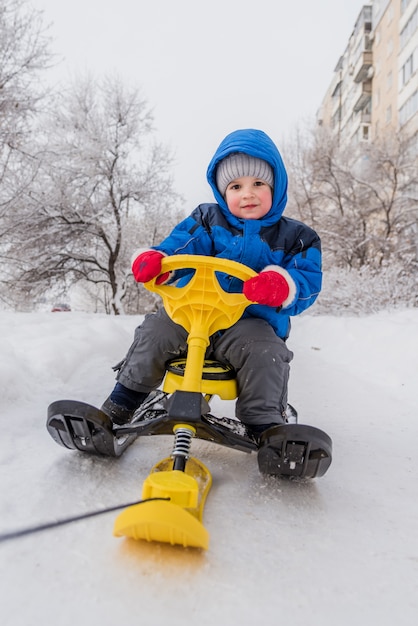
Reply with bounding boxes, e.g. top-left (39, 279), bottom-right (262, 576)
top-left (0, 497), bottom-right (170, 544)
